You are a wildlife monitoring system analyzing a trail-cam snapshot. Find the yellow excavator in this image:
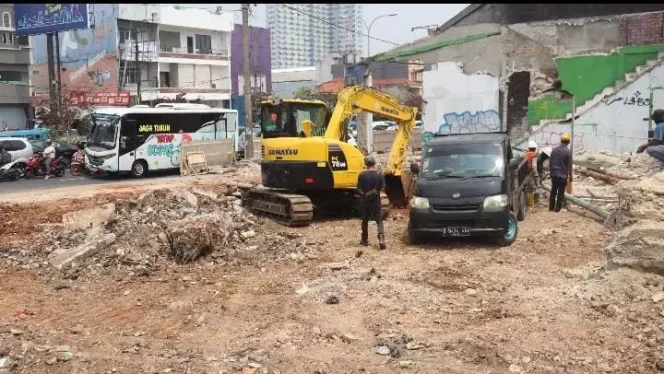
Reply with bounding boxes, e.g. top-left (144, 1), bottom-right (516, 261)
top-left (245, 85), bottom-right (418, 226)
